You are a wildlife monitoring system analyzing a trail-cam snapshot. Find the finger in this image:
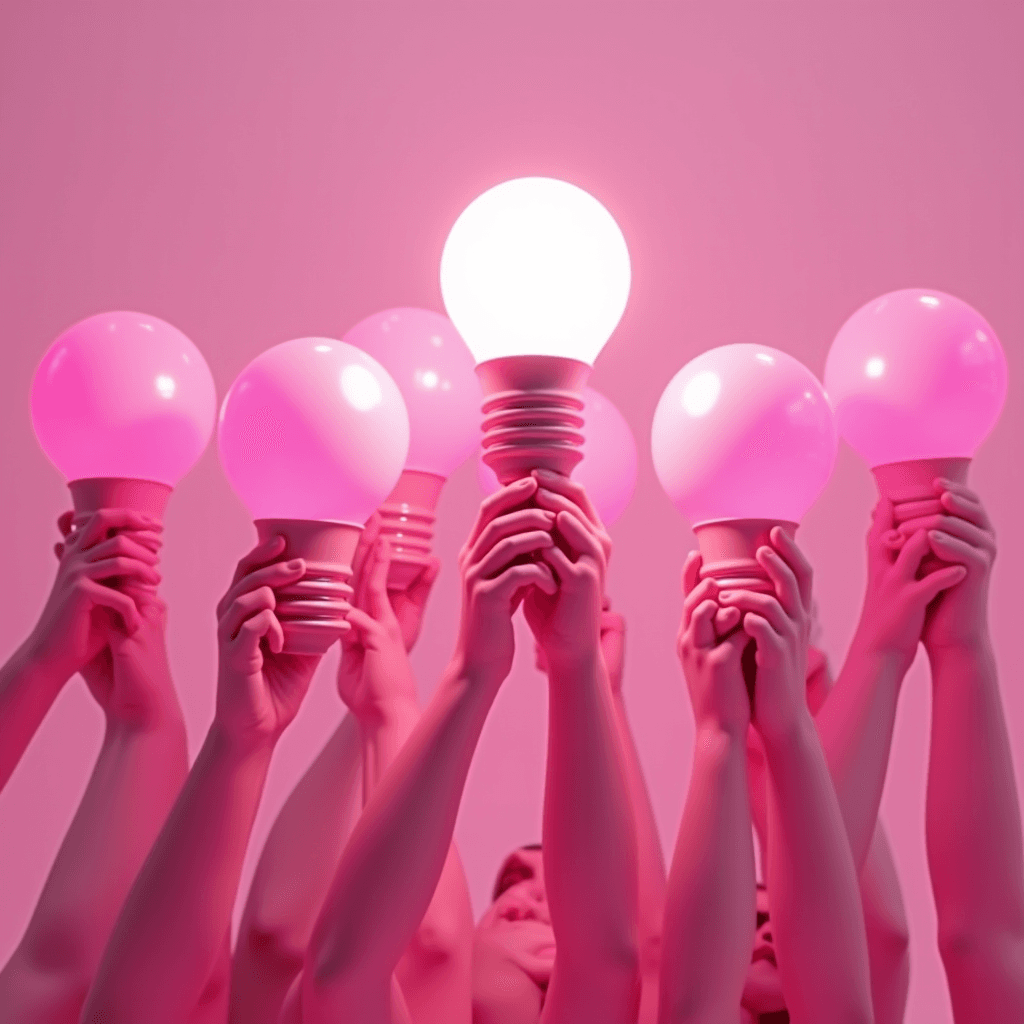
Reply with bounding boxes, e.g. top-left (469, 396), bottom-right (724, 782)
top-left (76, 509), bottom-right (163, 549)
top-left (714, 605), bottom-right (742, 637)
top-left (539, 542), bottom-right (577, 582)
top-left (84, 532), bottom-right (162, 566)
top-left (933, 478), bottom-right (983, 505)
top-left (690, 599), bottom-right (718, 649)
top-left (474, 531), bottom-right (554, 580)
top-left (928, 530), bottom-right (991, 570)
top-left (532, 469), bottom-right (605, 530)
top-left (939, 489), bottom-right (993, 533)
top-left (682, 577), bottom-right (720, 629)
top-left (554, 510), bottom-right (605, 570)
top-left (365, 538), bottom-right (393, 619)
top-left (406, 557), bottom-right (441, 611)
top-left (54, 542), bottom-right (64, 561)
top-left (534, 488), bottom-right (611, 555)
top-left (600, 610), bottom-right (625, 635)
top-left (486, 561), bottom-right (558, 602)
top-left (352, 514), bottom-right (382, 590)
top-left (219, 586), bottom-right (276, 642)
top-left (233, 607), bottom-right (277, 659)
top-left (892, 528), bottom-right (932, 580)
top-left (217, 559), bottom-right (305, 618)
top-left (83, 557), bottom-right (162, 586)
top-left (344, 606), bottom-right (380, 642)
top-left (767, 528), bottom-right (813, 611)
top-left (57, 511), bottom-right (75, 539)
top-left (231, 535), bottom-right (288, 587)
top-left (718, 590), bottom-right (788, 636)
top-left (79, 578), bottom-right (141, 634)
top-left (467, 508), bottom-right (556, 568)
top-left (466, 477), bottom-right (540, 548)
top-left (757, 545), bottom-right (803, 619)
top-left (909, 564), bottom-right (968, 604)
top-left (897, 513), bottom-right (994, 553)
top-left (743, 612), bottom-right (783, 653)
top-left (682, 550), bottom-right (703, 596)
